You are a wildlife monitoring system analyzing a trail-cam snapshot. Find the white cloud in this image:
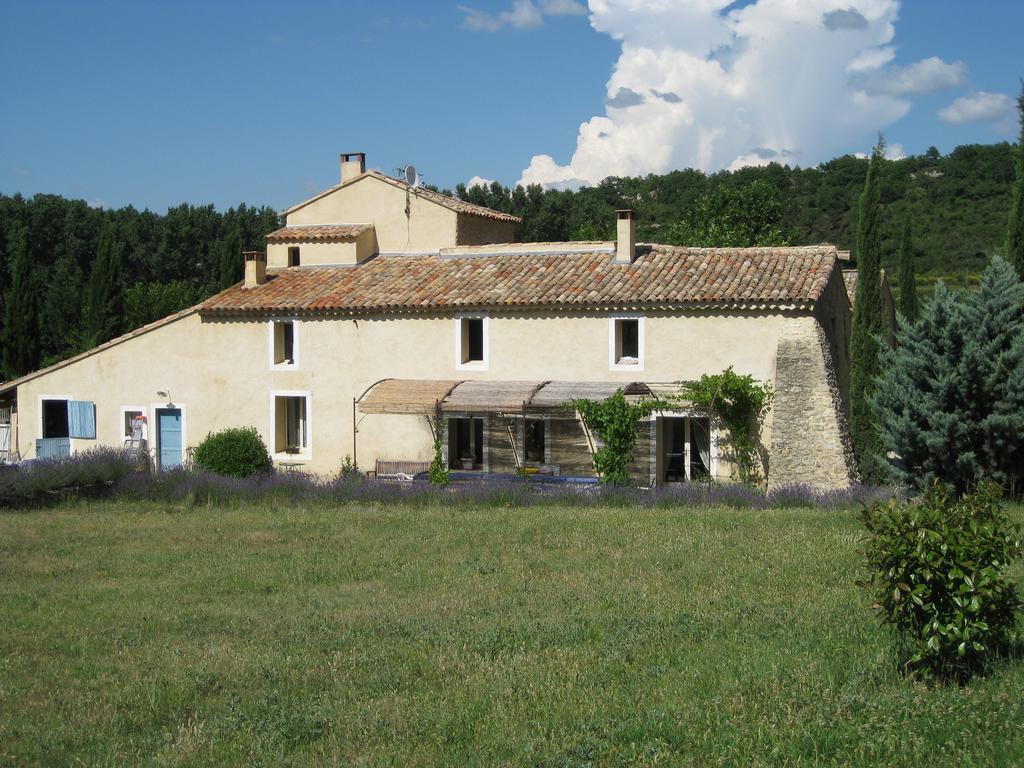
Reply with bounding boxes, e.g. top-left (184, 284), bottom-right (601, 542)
top-left (519, 0), bottom-right (925, 188)
top-left (541, 0), bottom-right (587, 15)
top-left (857, 56), bottom-right (967, 96)
top-left (938, 91), bottom-right (1015, 124)
top-left (460, 0), bottom-right (586, 32)
top-left (467, 175), bottom-right (496, 188)
top-left (459, 0), bottom-right (543, 31)
top-left (885, 142), bottom-right (905, 160)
